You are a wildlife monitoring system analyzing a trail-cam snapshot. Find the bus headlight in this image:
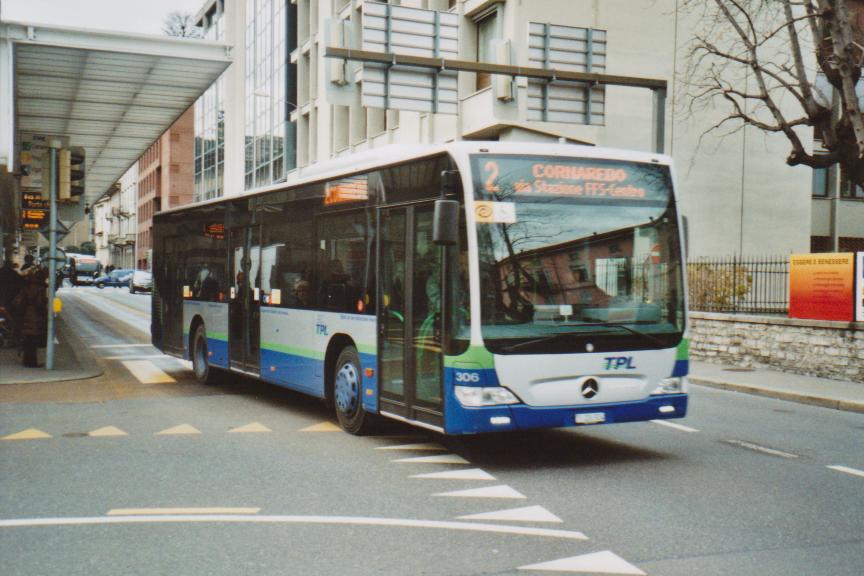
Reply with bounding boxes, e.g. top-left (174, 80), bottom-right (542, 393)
top-left (651, 377), bottom-right (687, 395)
top-left (455, 386), bottom-right (520, 407)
